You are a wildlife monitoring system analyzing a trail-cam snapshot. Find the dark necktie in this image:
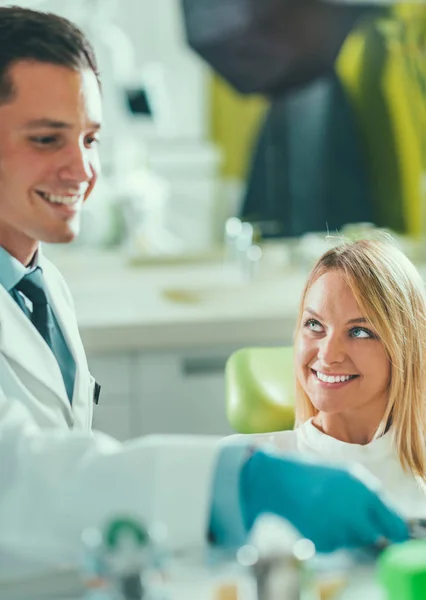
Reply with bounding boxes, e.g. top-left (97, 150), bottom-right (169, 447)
top-left (14, 267), bottom-right (76, 403)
